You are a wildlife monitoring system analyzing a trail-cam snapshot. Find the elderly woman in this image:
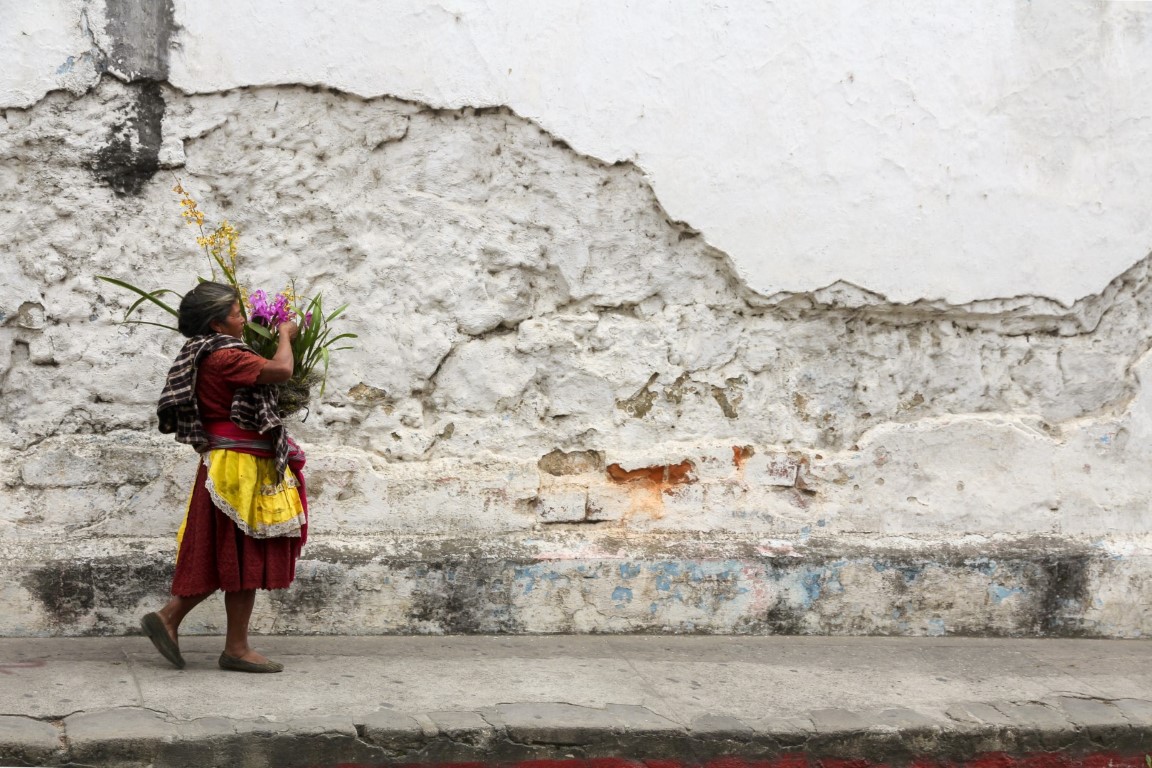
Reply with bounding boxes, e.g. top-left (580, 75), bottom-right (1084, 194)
top-left (140, 281), bottom-right (304, 673)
